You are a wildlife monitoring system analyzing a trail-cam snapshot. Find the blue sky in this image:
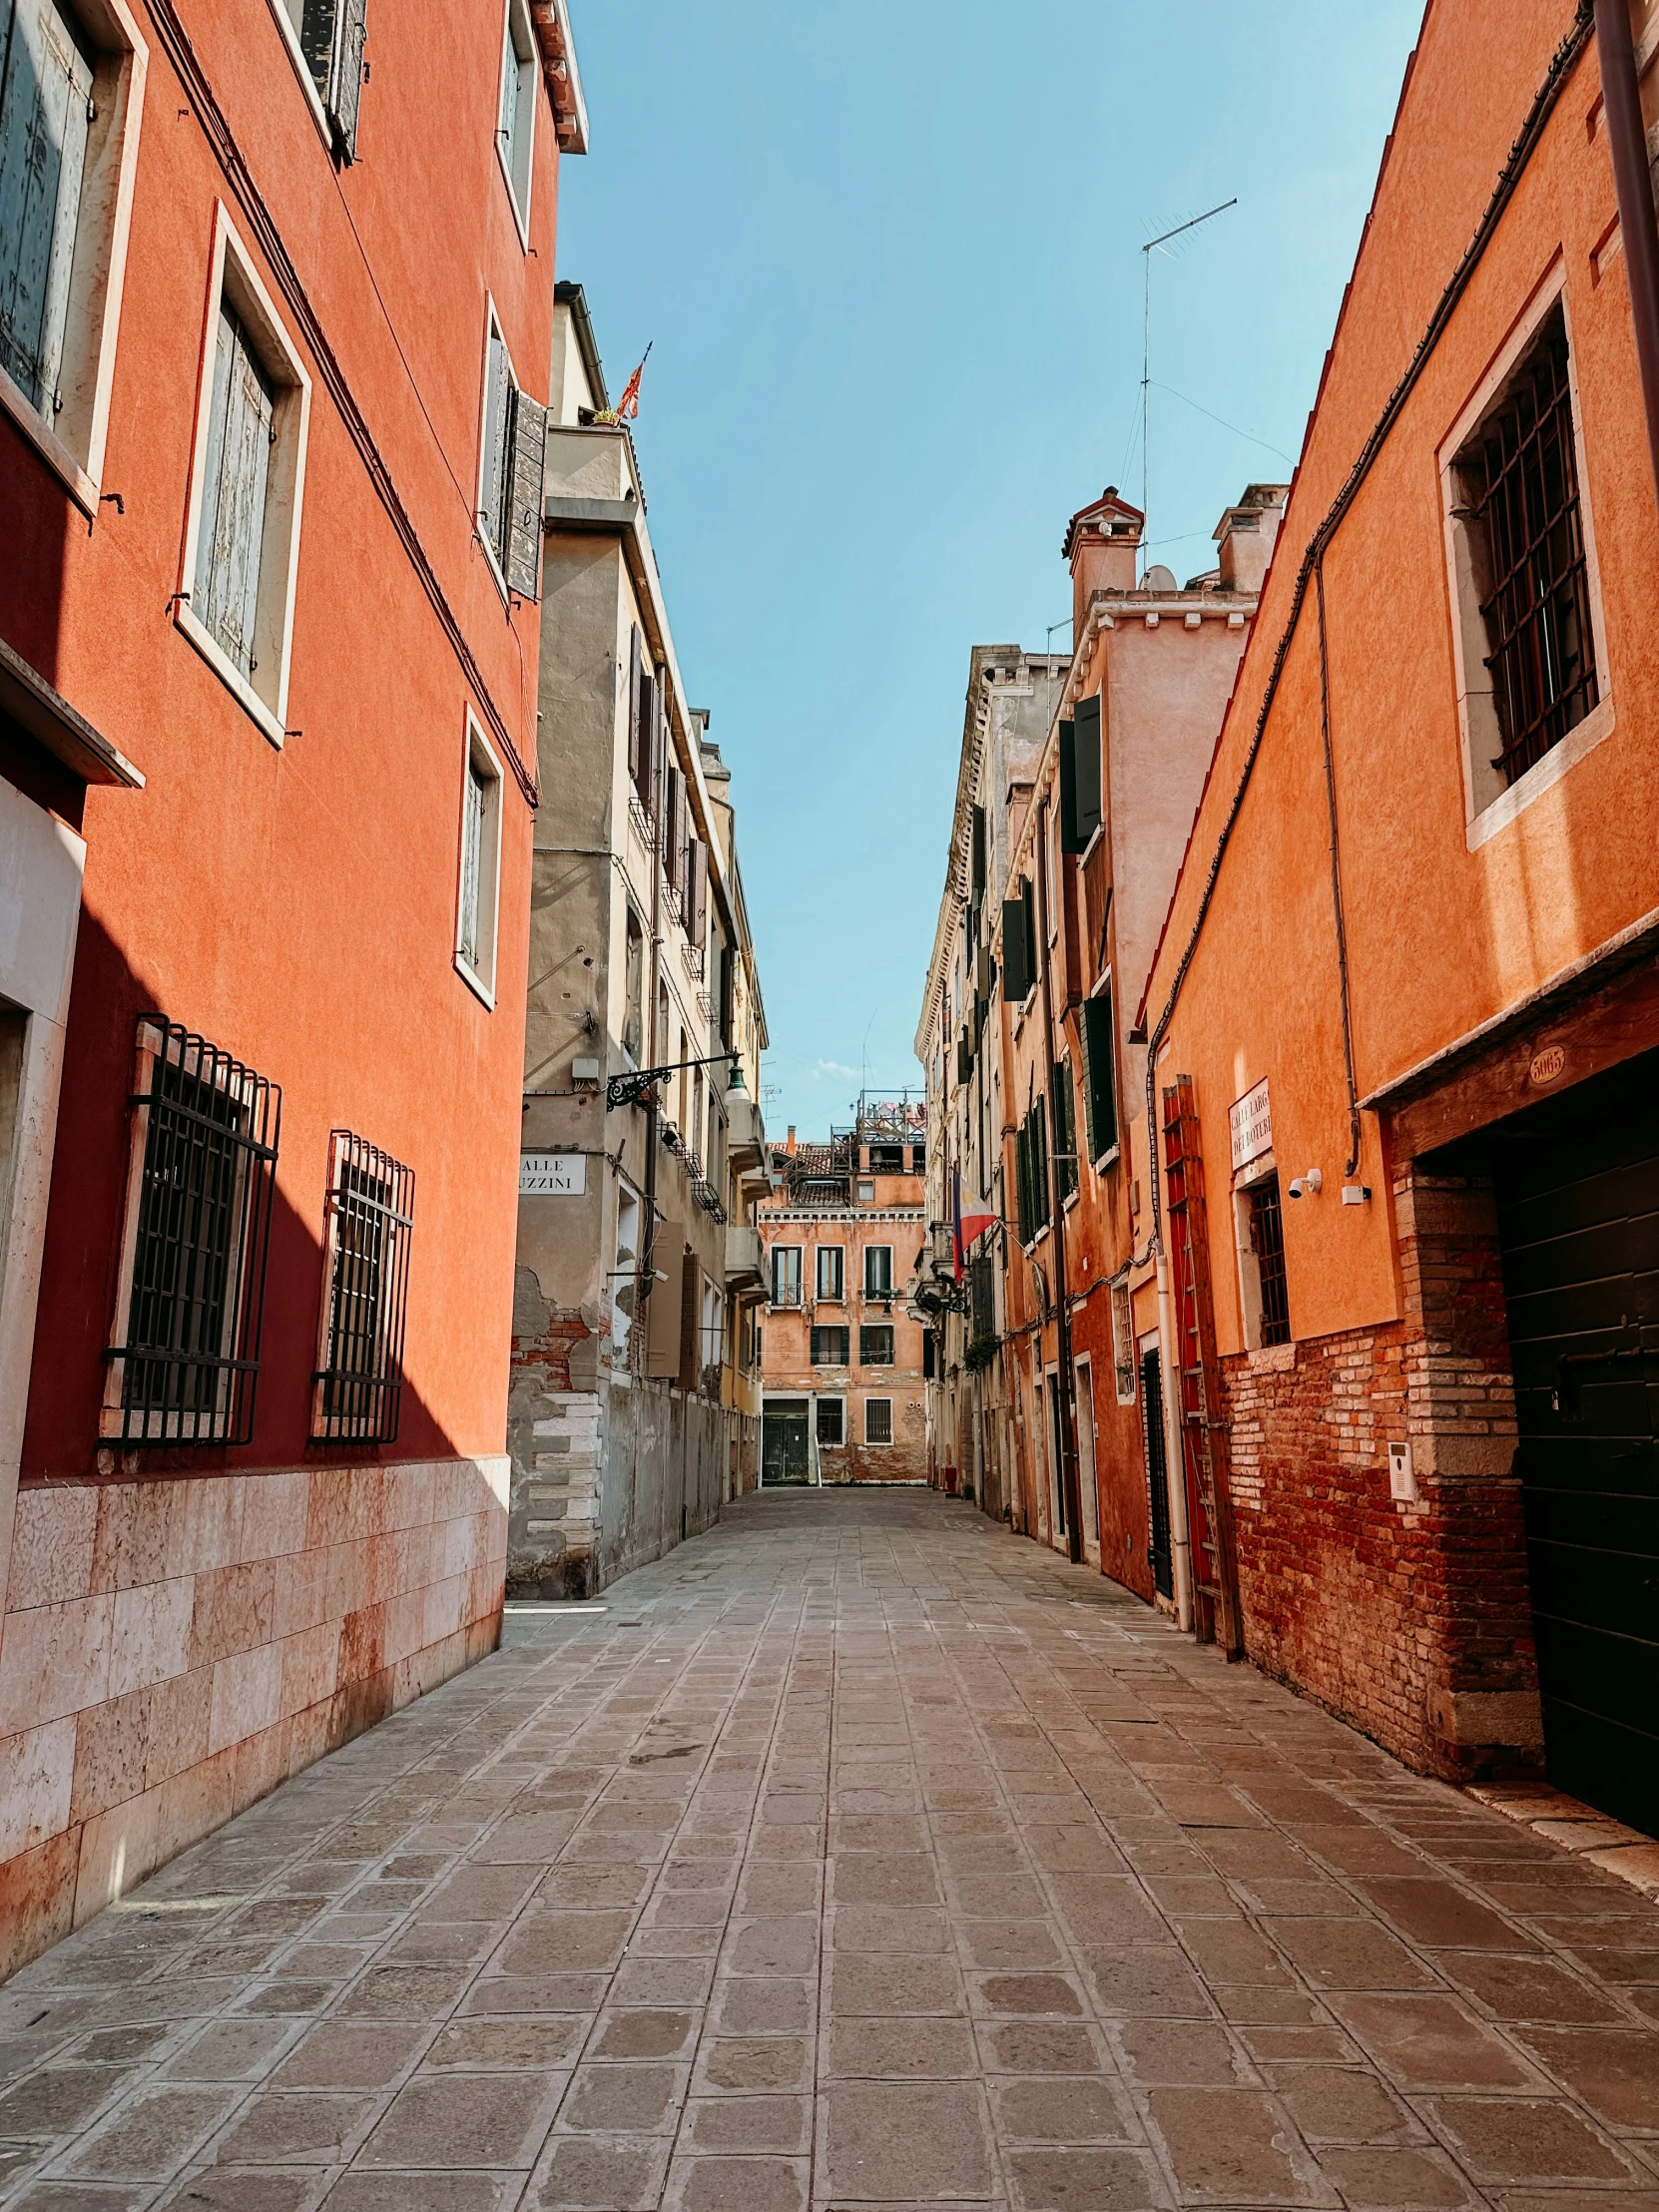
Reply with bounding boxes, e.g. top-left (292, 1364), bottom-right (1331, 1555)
top-left (556, 1), bottom-right (1426, 1138)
